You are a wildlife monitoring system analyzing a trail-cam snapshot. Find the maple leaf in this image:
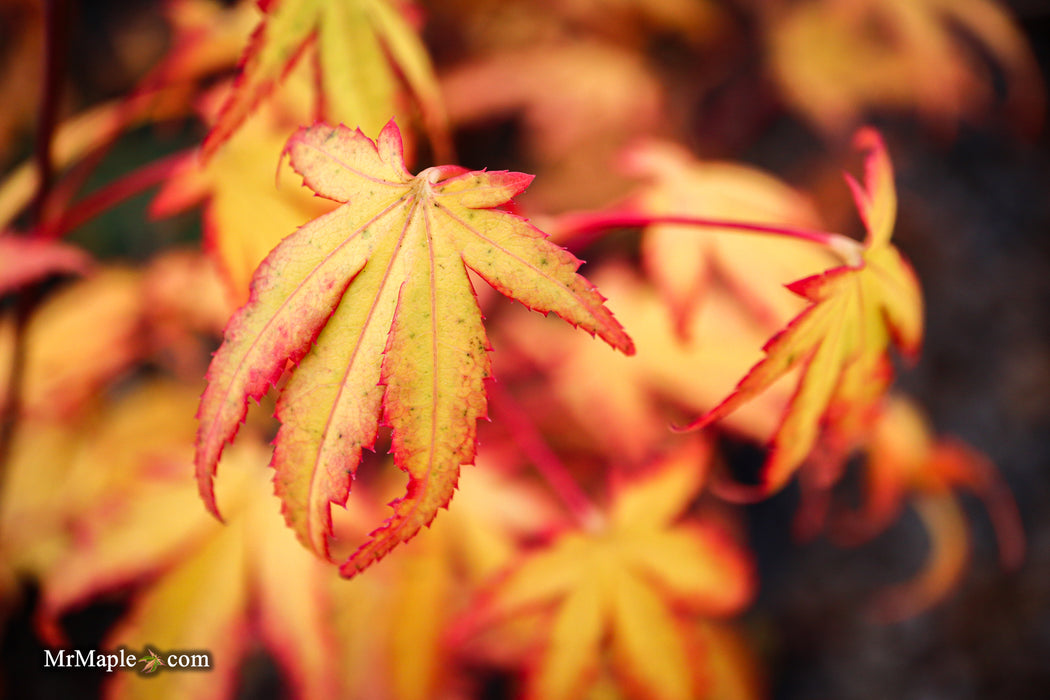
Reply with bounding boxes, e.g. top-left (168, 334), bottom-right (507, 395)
top-left (327, 453), bottom-right (562, 699)
top-left (196, 120), bottom-right (633, 575)
top-left (97, 446), bottom-right (341, 700)
top-left (813, 395), bottom-right (1025, 622)
top-left (1, 268), bottom-right (146, 421)
top-left (620, 140), bottom-right (835, 334)
top-left (151, 62), bottom-right (336, 302)
top-left (29, 383), bottom-right (343, 700)
top-left (457, 438), bottom-right (754, 700)
top-left (202, 0), bottom-right (447, 159)
top-left (765, 0), bottom-right (1045, 134)
top-left (1, 379), bottom-right (245, 627)
top-left (496, 264), bottom-right (791, 465)
top-left (681, 127), bottom-right (923, 497)
top-left (138, 649), bottom-right (165, 674)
